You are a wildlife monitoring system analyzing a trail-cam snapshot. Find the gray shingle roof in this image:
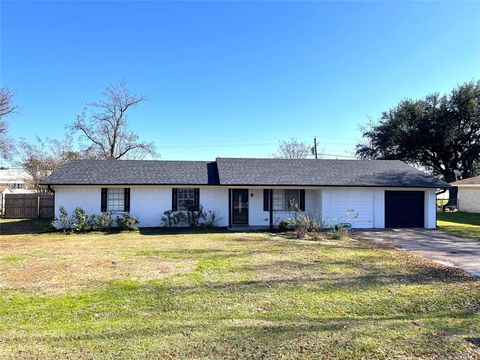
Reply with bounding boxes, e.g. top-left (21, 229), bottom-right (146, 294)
top-left (41, 158), bottom-right (449, 188)
top-left (216, 158), bottom-right (449, 188)
top-left (41, 160), bottom-right (219, 185)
